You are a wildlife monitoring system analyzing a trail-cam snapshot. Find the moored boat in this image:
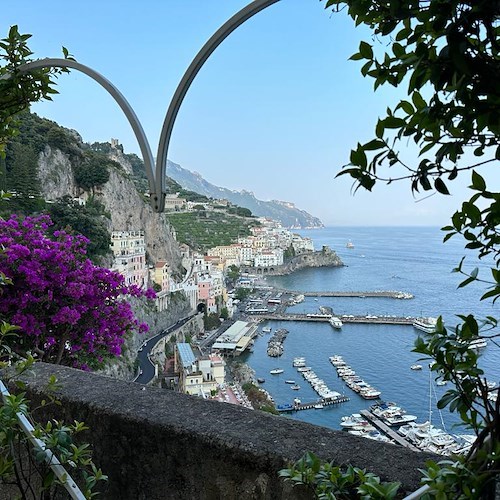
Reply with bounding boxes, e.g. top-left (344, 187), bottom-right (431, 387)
top-left (329, 316), bottom-right (343, 329)
top-left (270, 368), bottom-right (284, 375)
top-left (413, 317), bottom-right (437, 333)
